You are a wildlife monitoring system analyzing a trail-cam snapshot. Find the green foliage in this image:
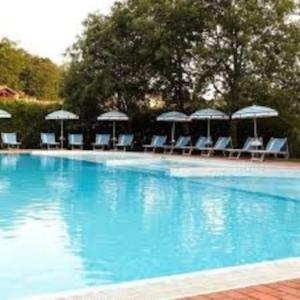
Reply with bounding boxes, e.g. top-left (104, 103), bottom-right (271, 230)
top-left (20, 57), bottom-right (61, 100)
top-left (195, 0), bottom-right (300, 113)
top-left (62, 0), bottom-right (300, 156)
top-left (0, 100), bottom-right (60, 148)
top-left (0, 38), bottom-right (61, 100)
top-left (0, 38), bottom-right (27, 90)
